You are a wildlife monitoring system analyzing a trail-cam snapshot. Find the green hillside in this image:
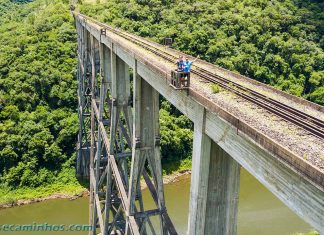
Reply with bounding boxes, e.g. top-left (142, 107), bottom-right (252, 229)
top-left (0, 0), bottom-right (84, 203)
